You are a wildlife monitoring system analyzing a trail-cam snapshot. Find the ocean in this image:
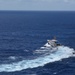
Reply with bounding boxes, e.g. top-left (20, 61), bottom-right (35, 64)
top-left (0, 11), bottom-right (75, 75)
